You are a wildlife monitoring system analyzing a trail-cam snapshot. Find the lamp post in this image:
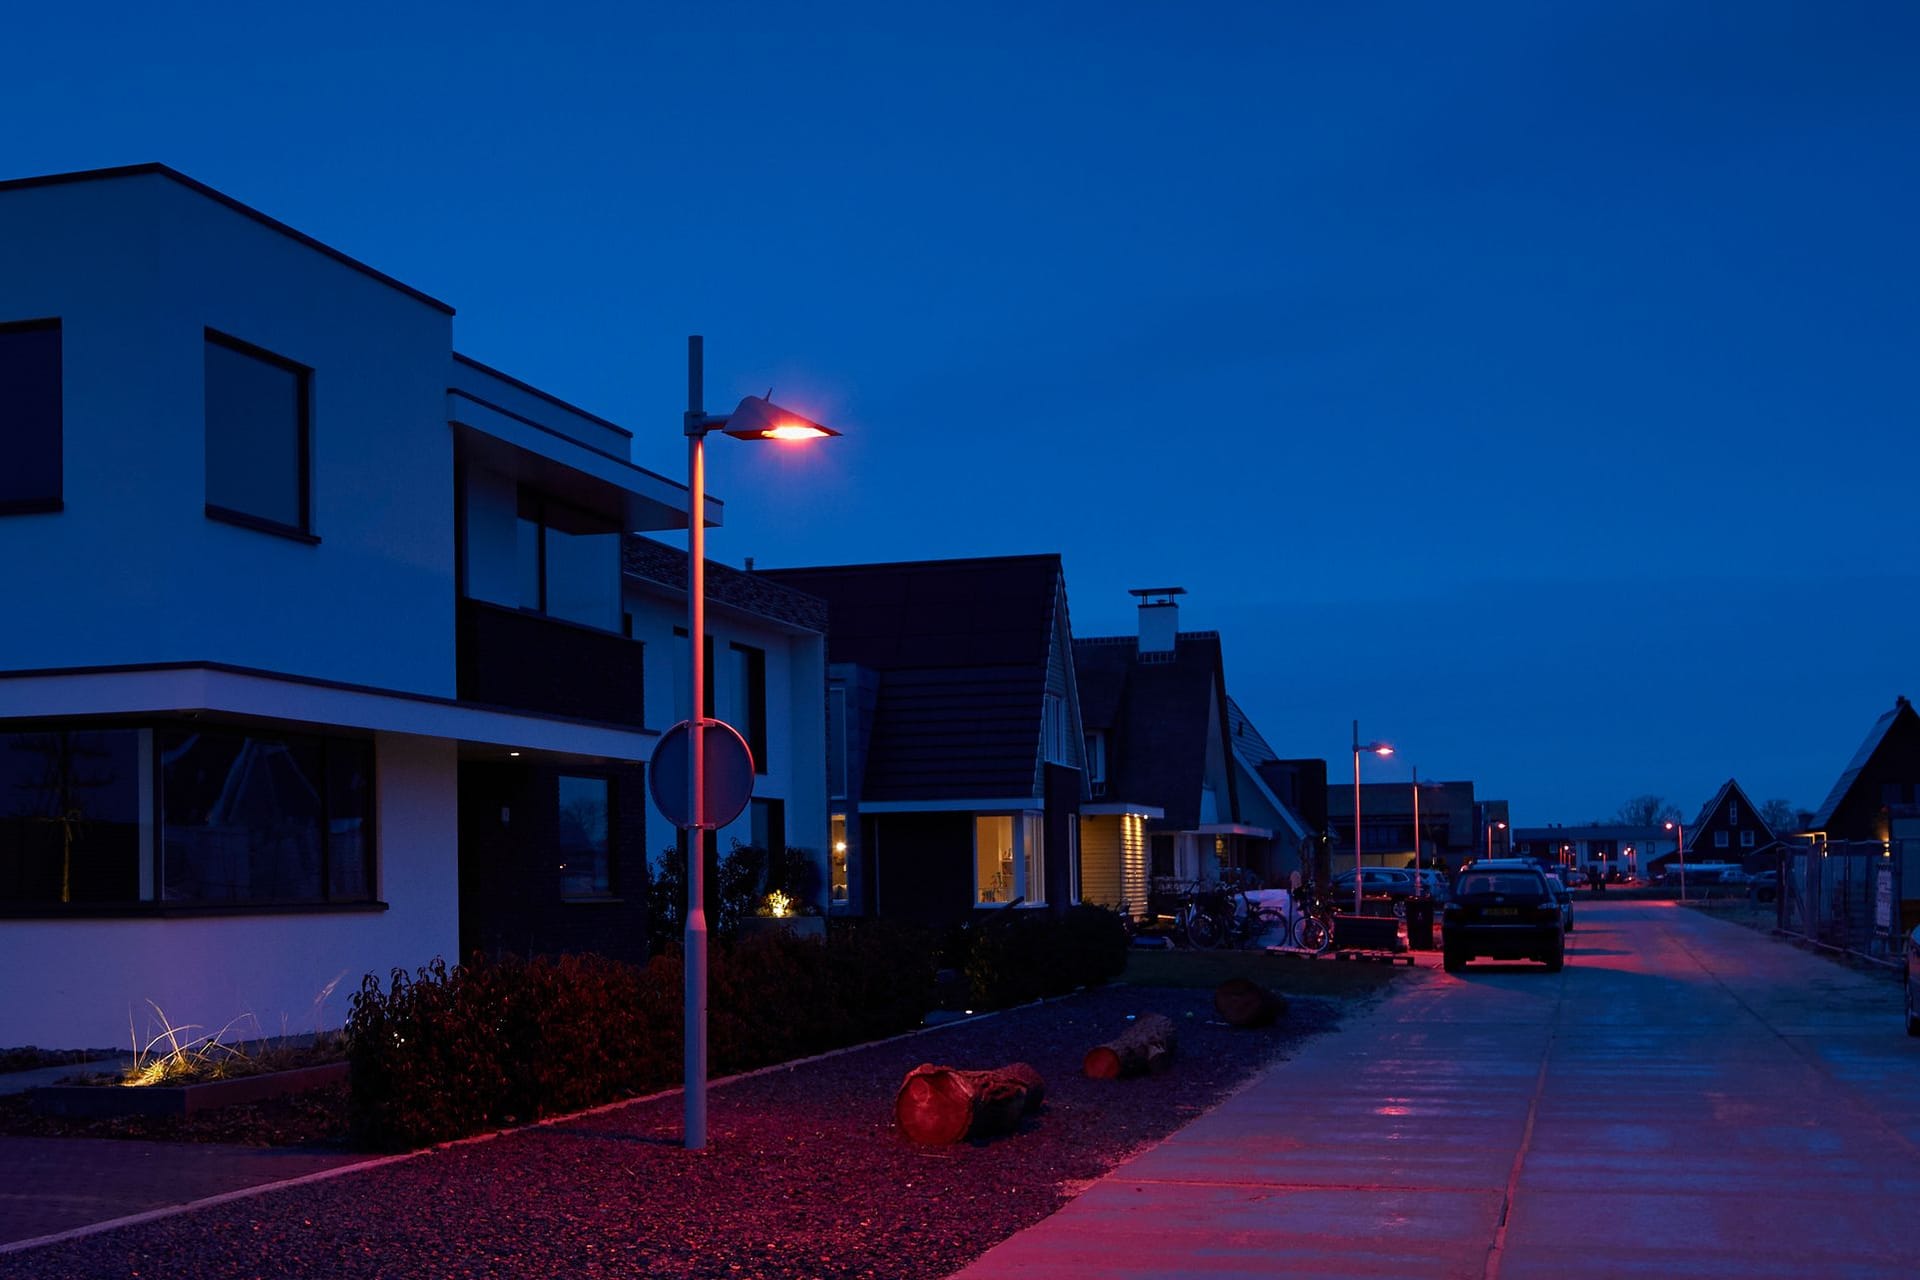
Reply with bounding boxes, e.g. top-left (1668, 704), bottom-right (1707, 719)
top-left (681, 335), bottom-right (836, 1150)
top-left (1351, 721), bottom-right (1394, 913)
top-left (1486, 819), bottom-right (1505, 859)
top-left (1411, 765), bottom-right (1421, 872)
top-left (1663, 819), bottom-right (1688, 902)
